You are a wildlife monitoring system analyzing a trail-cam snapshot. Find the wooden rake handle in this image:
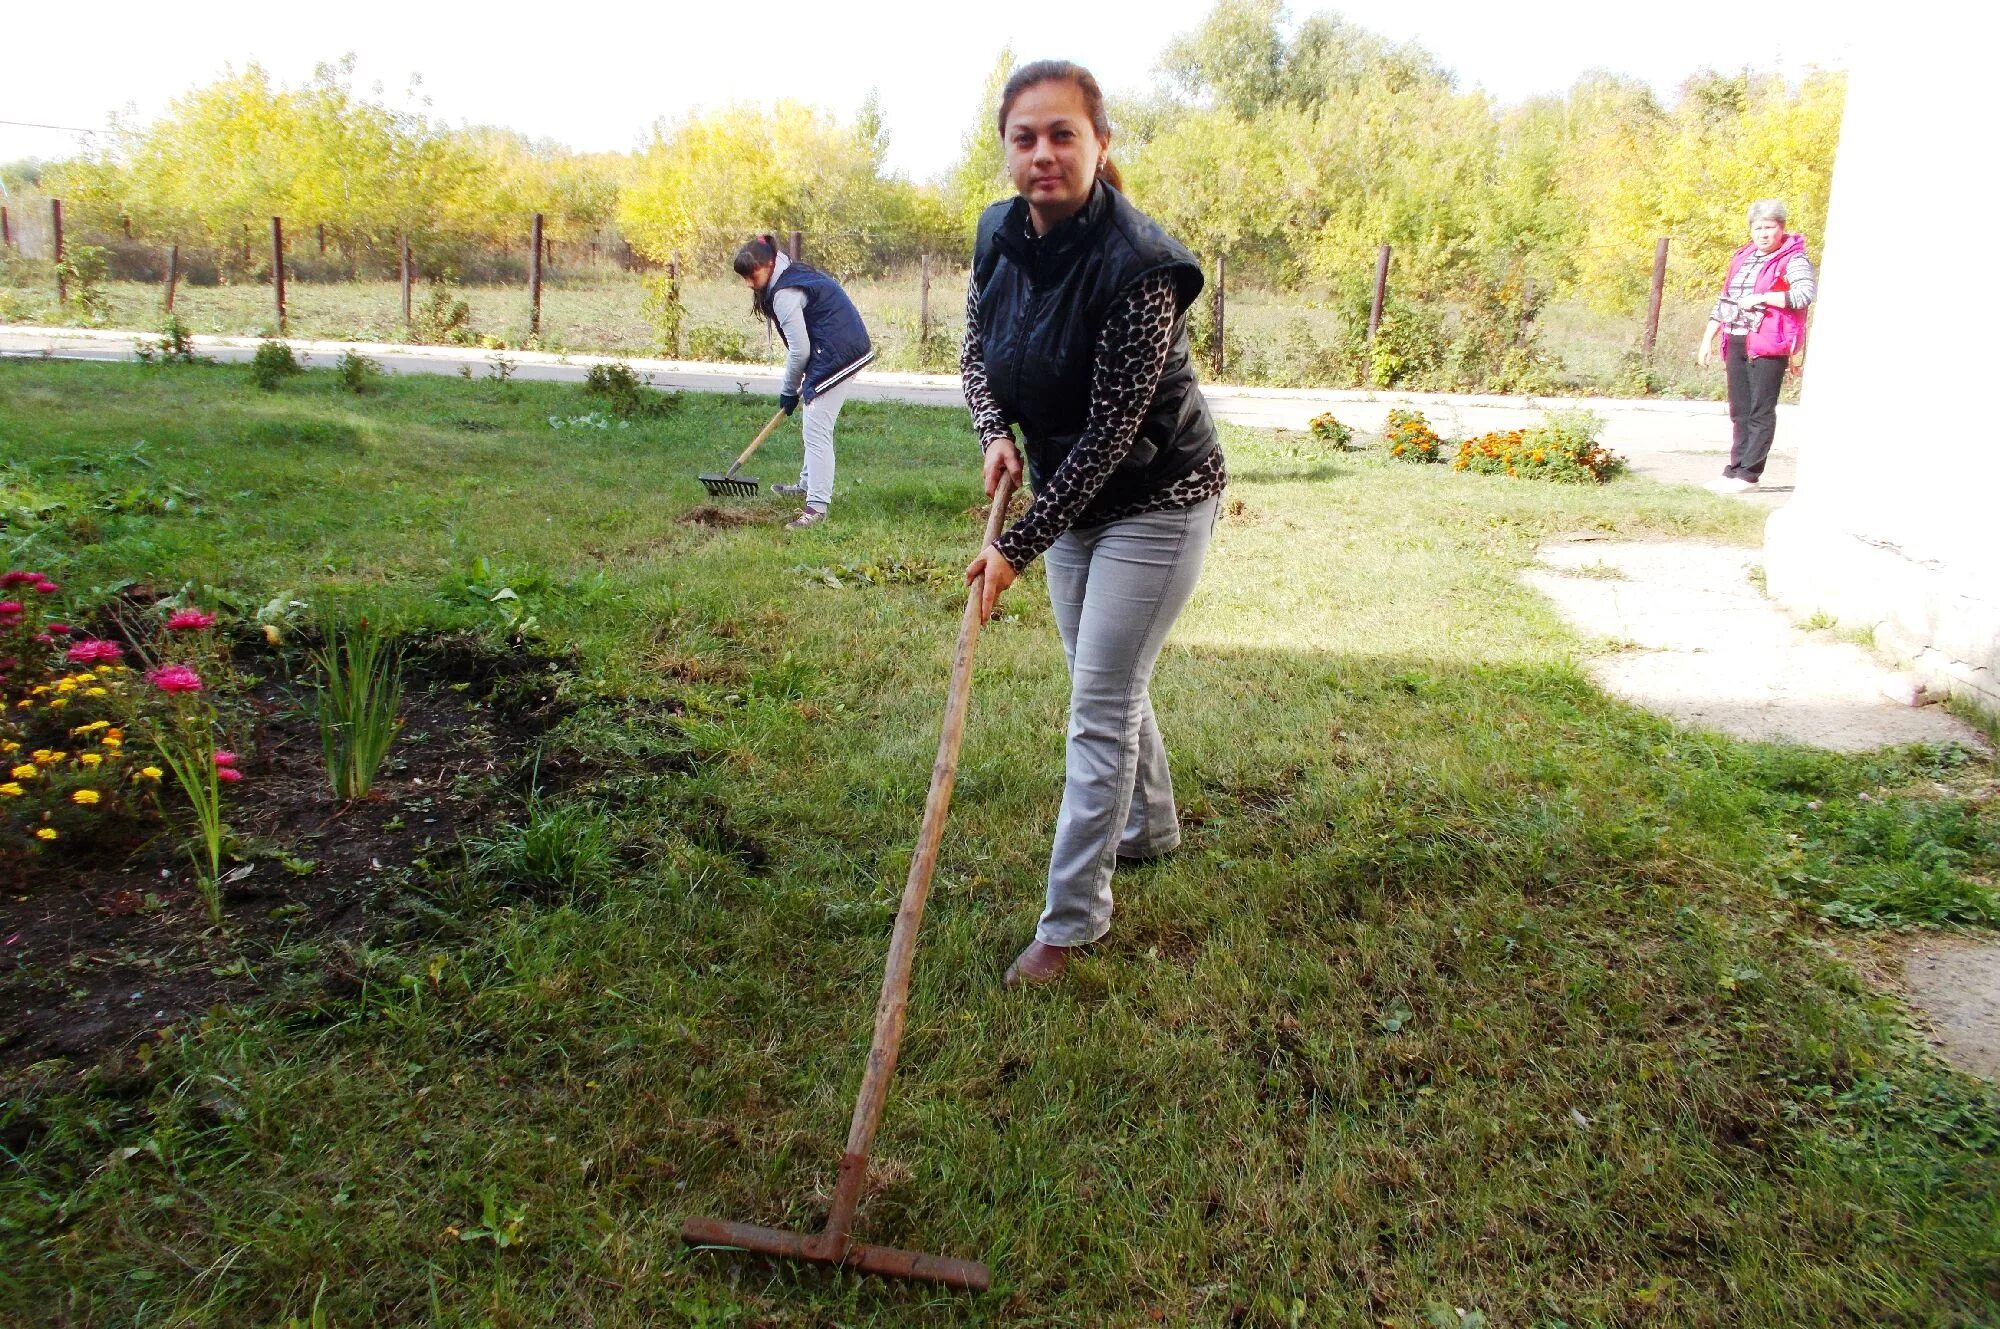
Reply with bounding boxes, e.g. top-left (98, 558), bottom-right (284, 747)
top-left (815, 470), bottom-right (1018, 1253)
top-left (725, 409), bottom-right (791, 479)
